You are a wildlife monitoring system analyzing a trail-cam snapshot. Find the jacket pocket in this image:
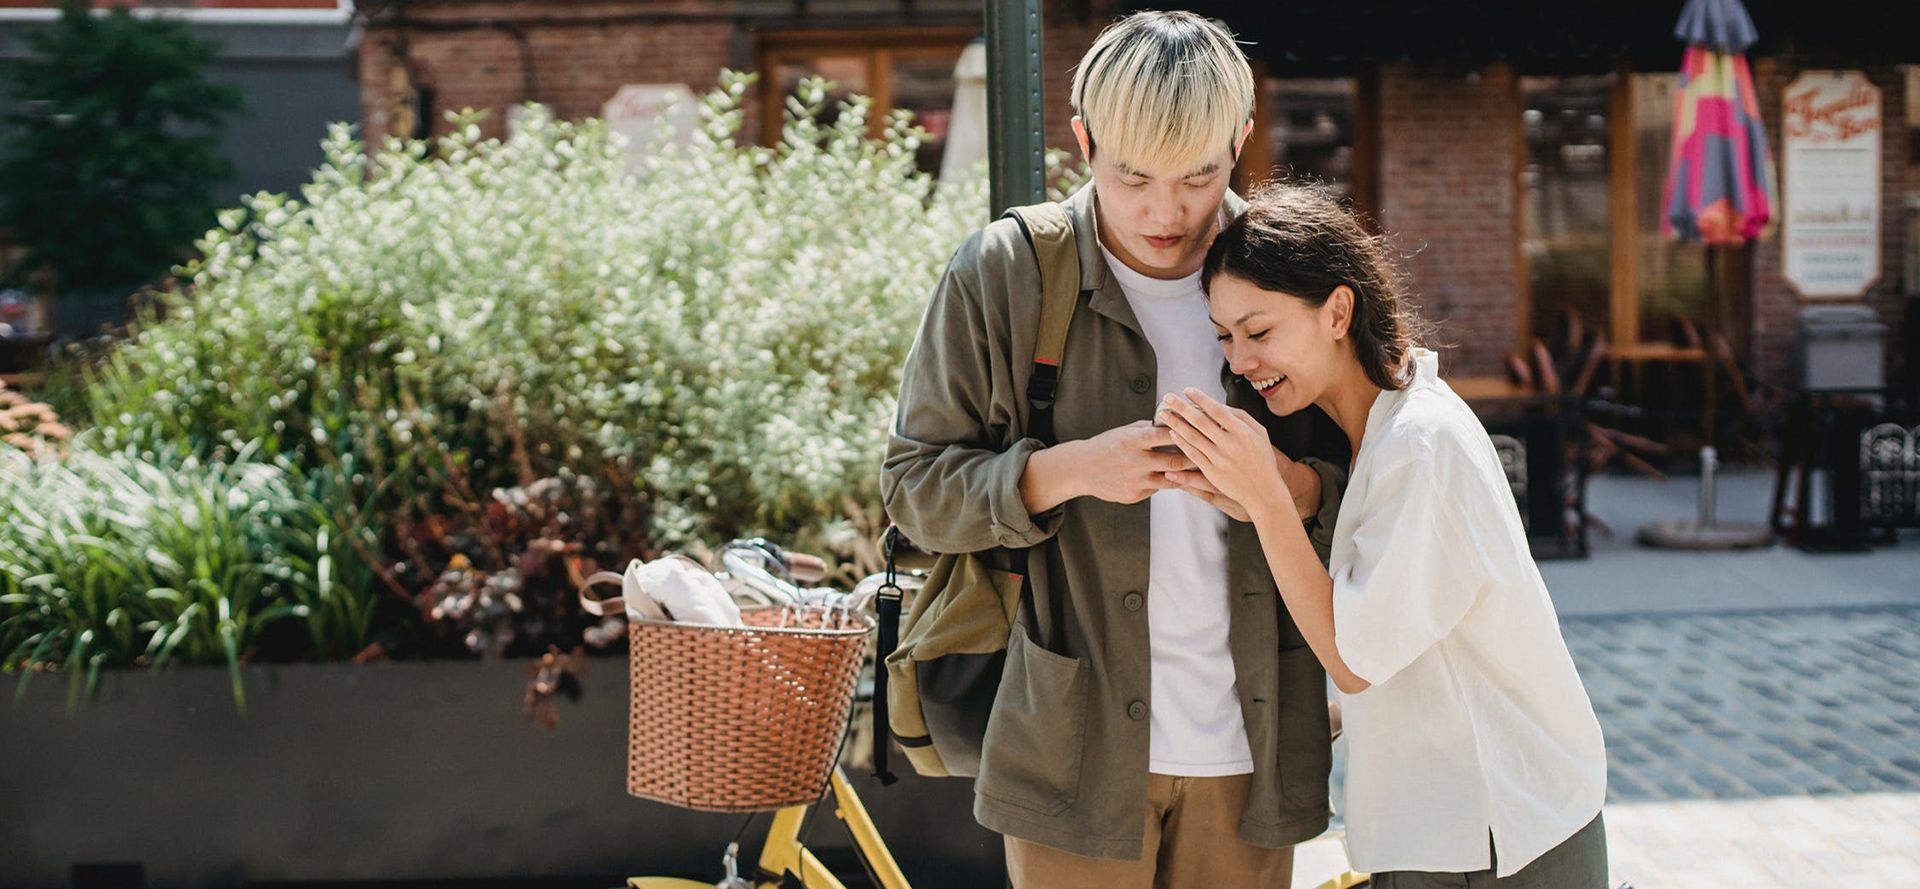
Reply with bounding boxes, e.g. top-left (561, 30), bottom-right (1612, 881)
top-left (975, 629), bottom-right (1089, 815)
top-left (1275, 645), bottom-right (1333, 808)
